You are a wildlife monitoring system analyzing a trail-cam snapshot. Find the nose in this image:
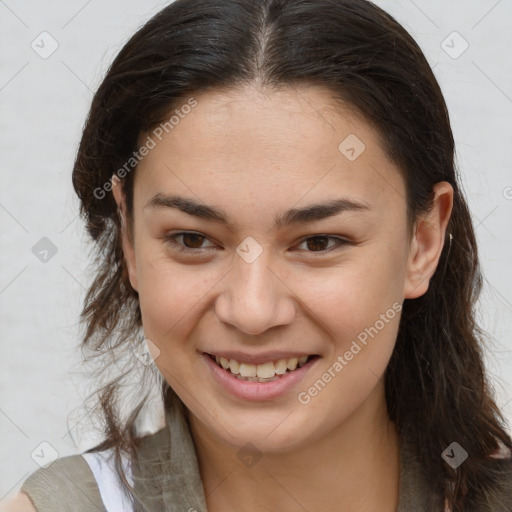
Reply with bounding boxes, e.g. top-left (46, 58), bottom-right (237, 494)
top-left (214, 250), bottom-right (296, 335)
